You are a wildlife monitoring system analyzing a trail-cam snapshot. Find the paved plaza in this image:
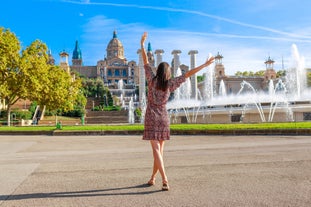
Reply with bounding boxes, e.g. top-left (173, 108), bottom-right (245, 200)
top-left (0, 134), bottom-right (311, 207)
